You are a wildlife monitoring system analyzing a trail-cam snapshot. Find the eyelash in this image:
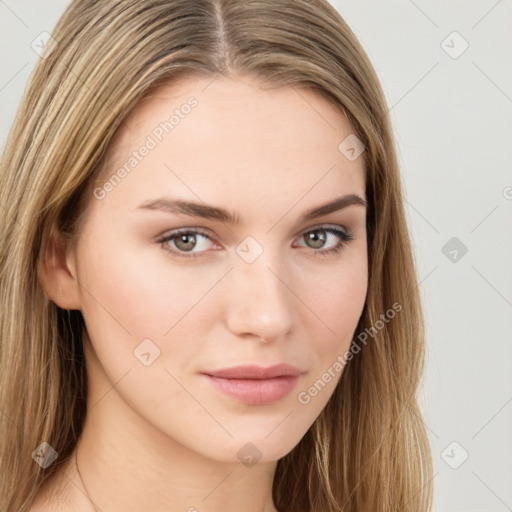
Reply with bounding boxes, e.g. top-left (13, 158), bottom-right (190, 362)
top-left (157, 225), bottom-right (355, 260)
